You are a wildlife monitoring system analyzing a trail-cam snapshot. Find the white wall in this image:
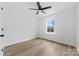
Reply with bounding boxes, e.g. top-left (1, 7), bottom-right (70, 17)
top-left (0, 2), bottom-right (4, 56)
top-left (37, 7), bottom-right (76, 46)
top-left (76, 3), bottom-right (79, 53)
top-left (3, 2), bottom-right (37, 46)
top-left (2, 2), bottom-right (77, 47)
